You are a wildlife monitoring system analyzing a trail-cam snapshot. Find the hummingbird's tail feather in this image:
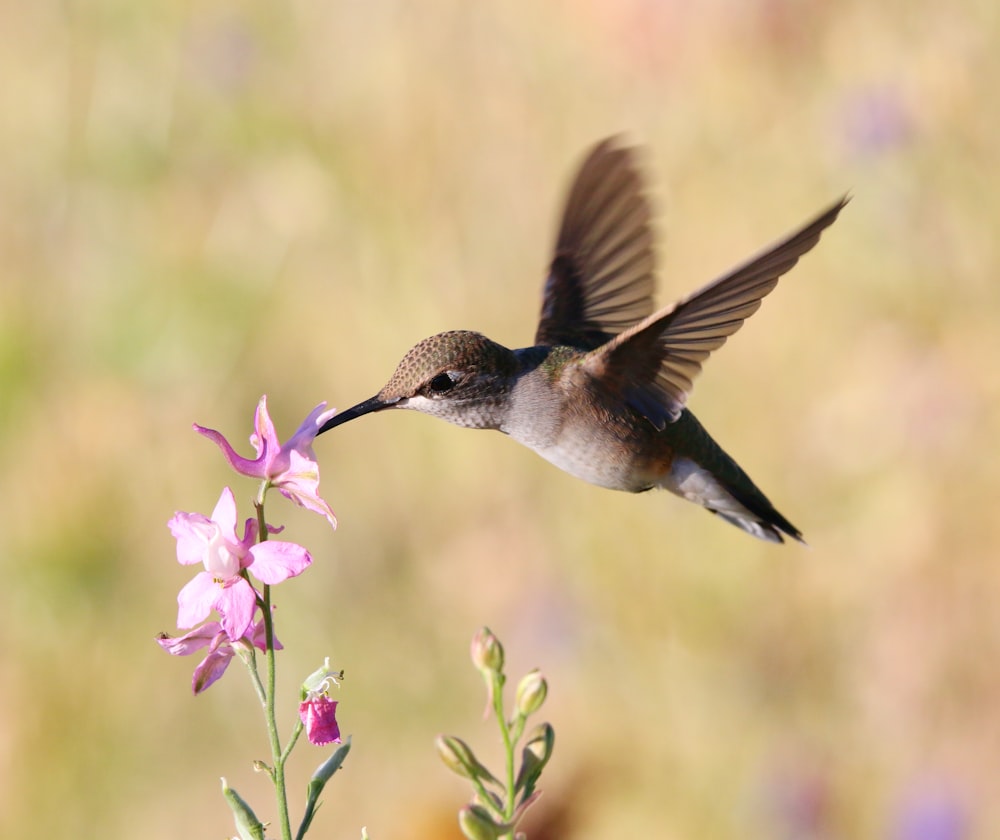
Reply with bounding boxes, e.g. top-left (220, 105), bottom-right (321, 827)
top-left (662, 412), bottom-right (804, 544)
top-left (707, 494), bottom-right (804, 544)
